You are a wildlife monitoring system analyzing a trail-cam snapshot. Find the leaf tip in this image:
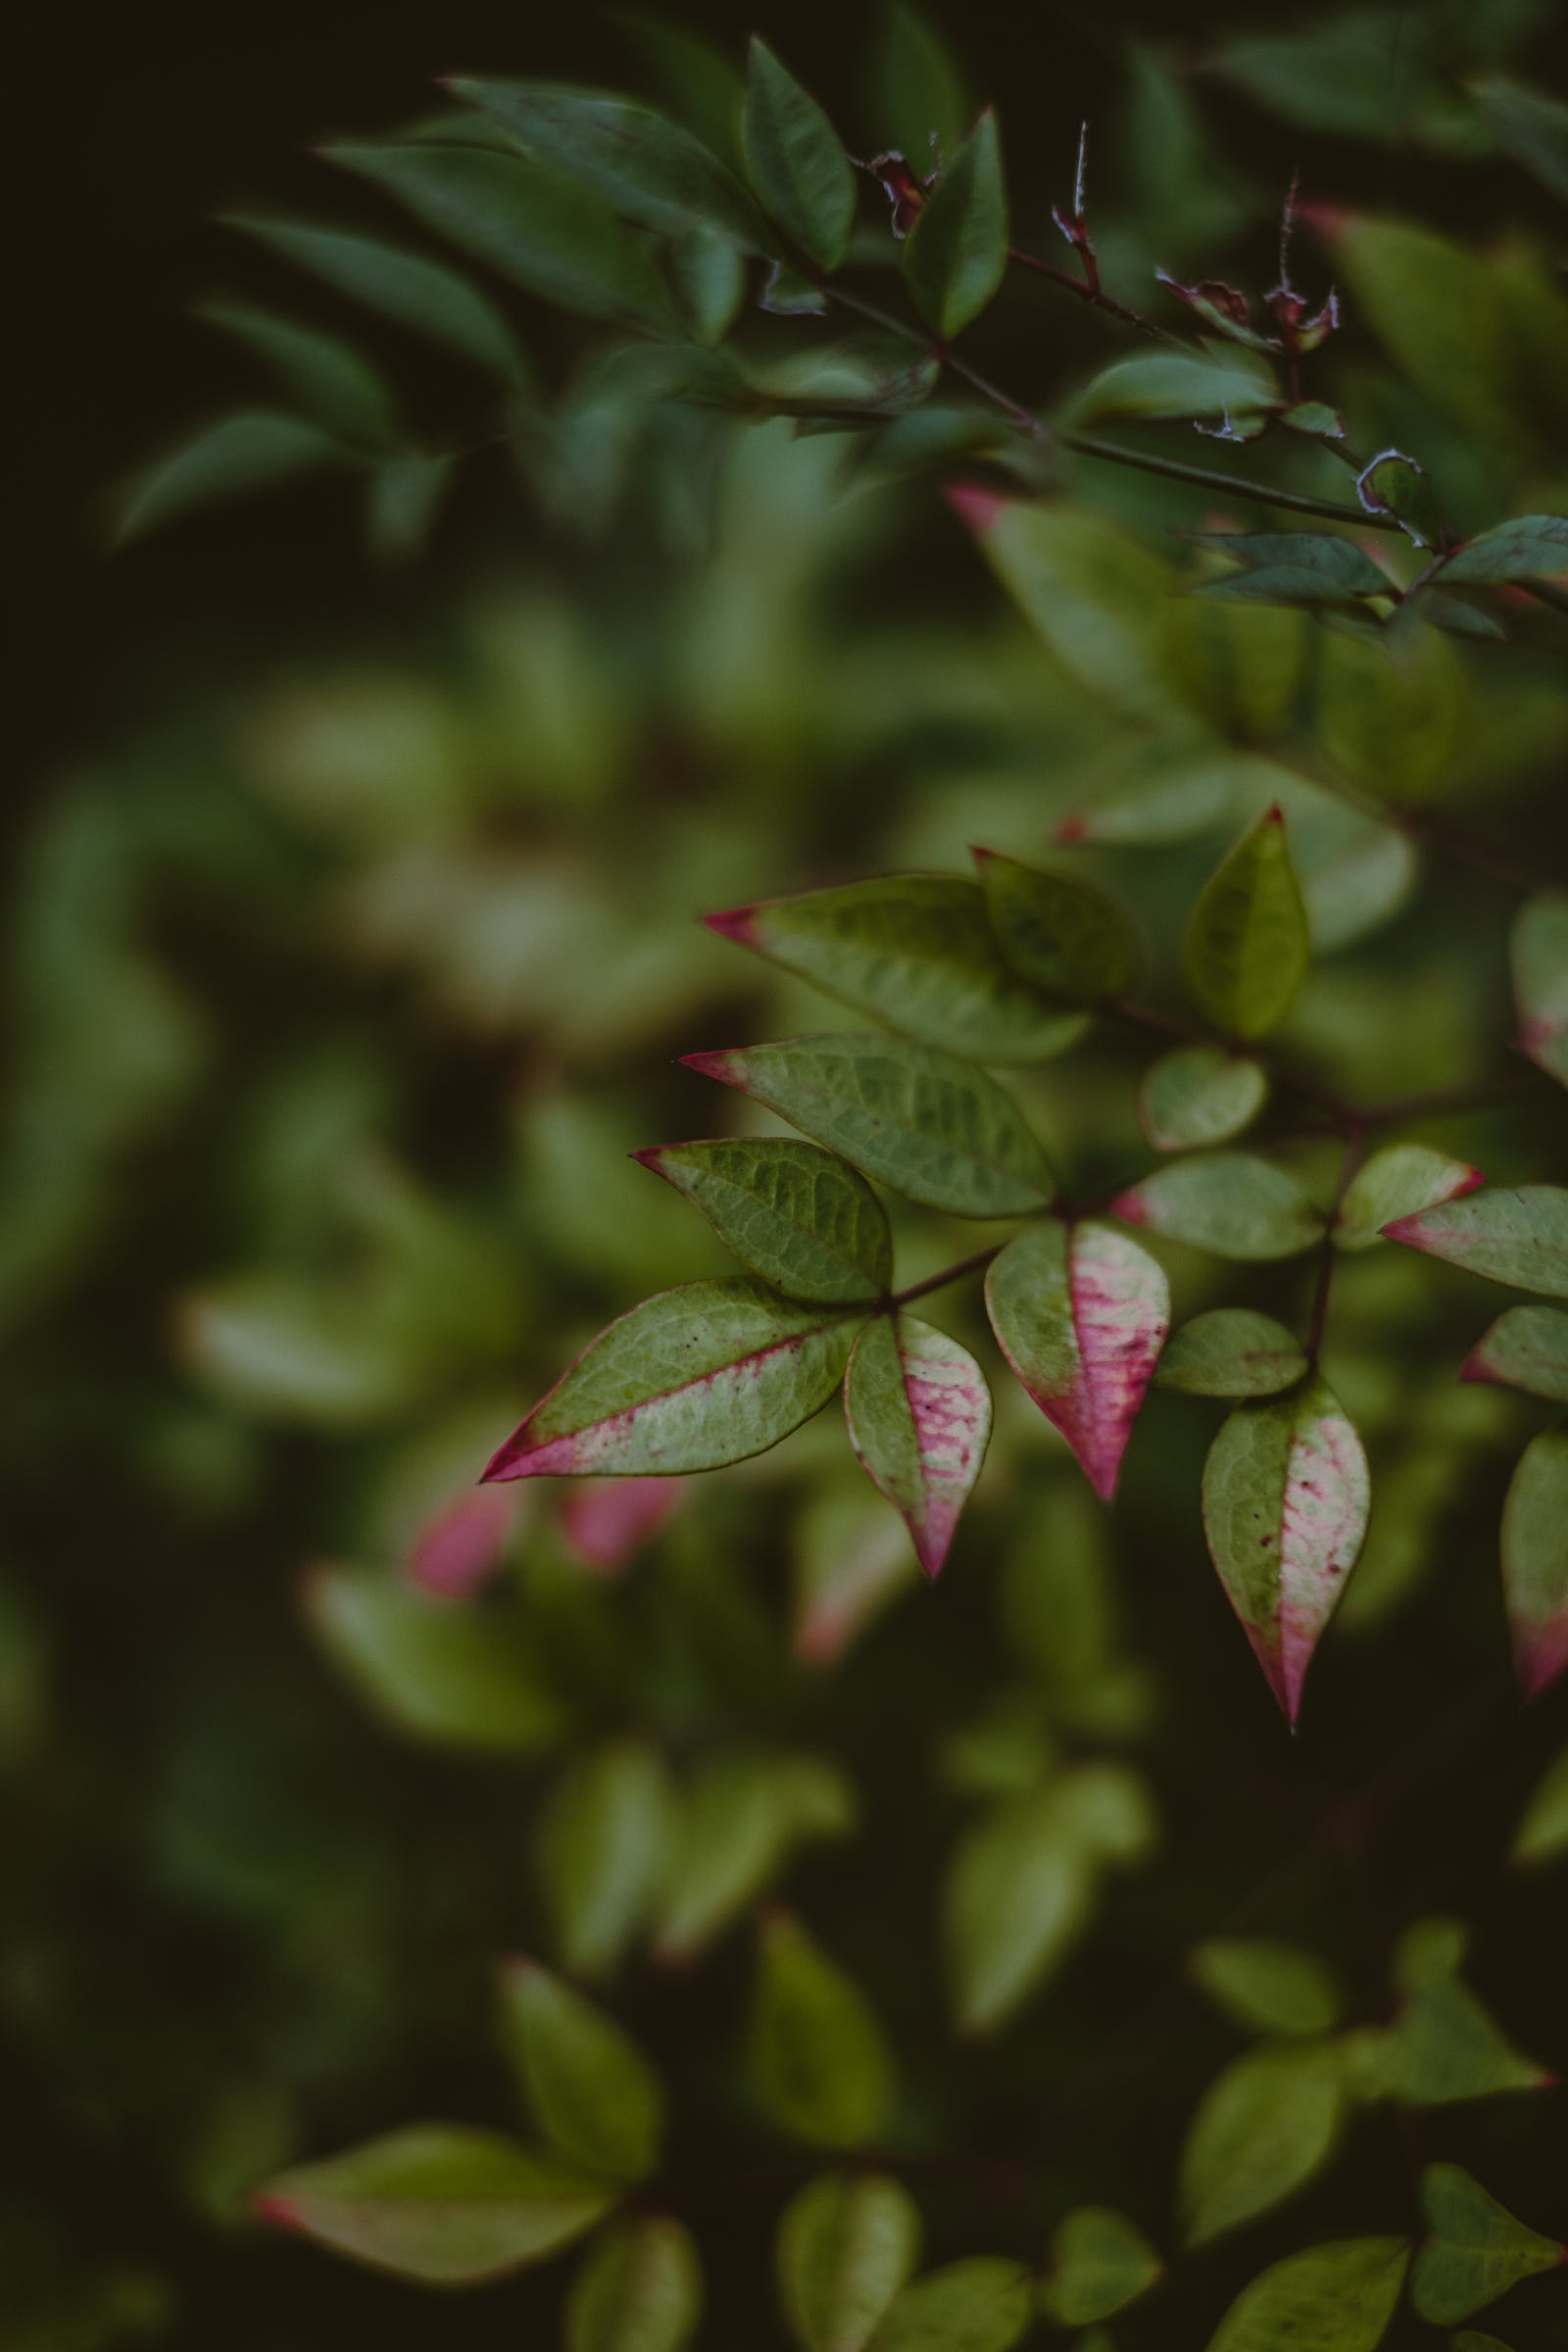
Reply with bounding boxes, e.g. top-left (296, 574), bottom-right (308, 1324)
top-left (944, 480), bottom-right (1005, 533)
top-left (1452, 1163), bottom-right (1486, 1200)
top-left (253, 2192), bottom-right (302, 2232)
top-left (1516, 1616), bottom-right (1568, 1702)
top-left (703, 905), bottom-right (762, 948)
top-left (1262, 802), bottom-right (1286, 826)
top-left (967, 844), bottom-right (998, 869)
top-left (679, 1049), bottom-right (741, 1087)
top-left (1108, 1185), bottom-right (1148, 1226)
